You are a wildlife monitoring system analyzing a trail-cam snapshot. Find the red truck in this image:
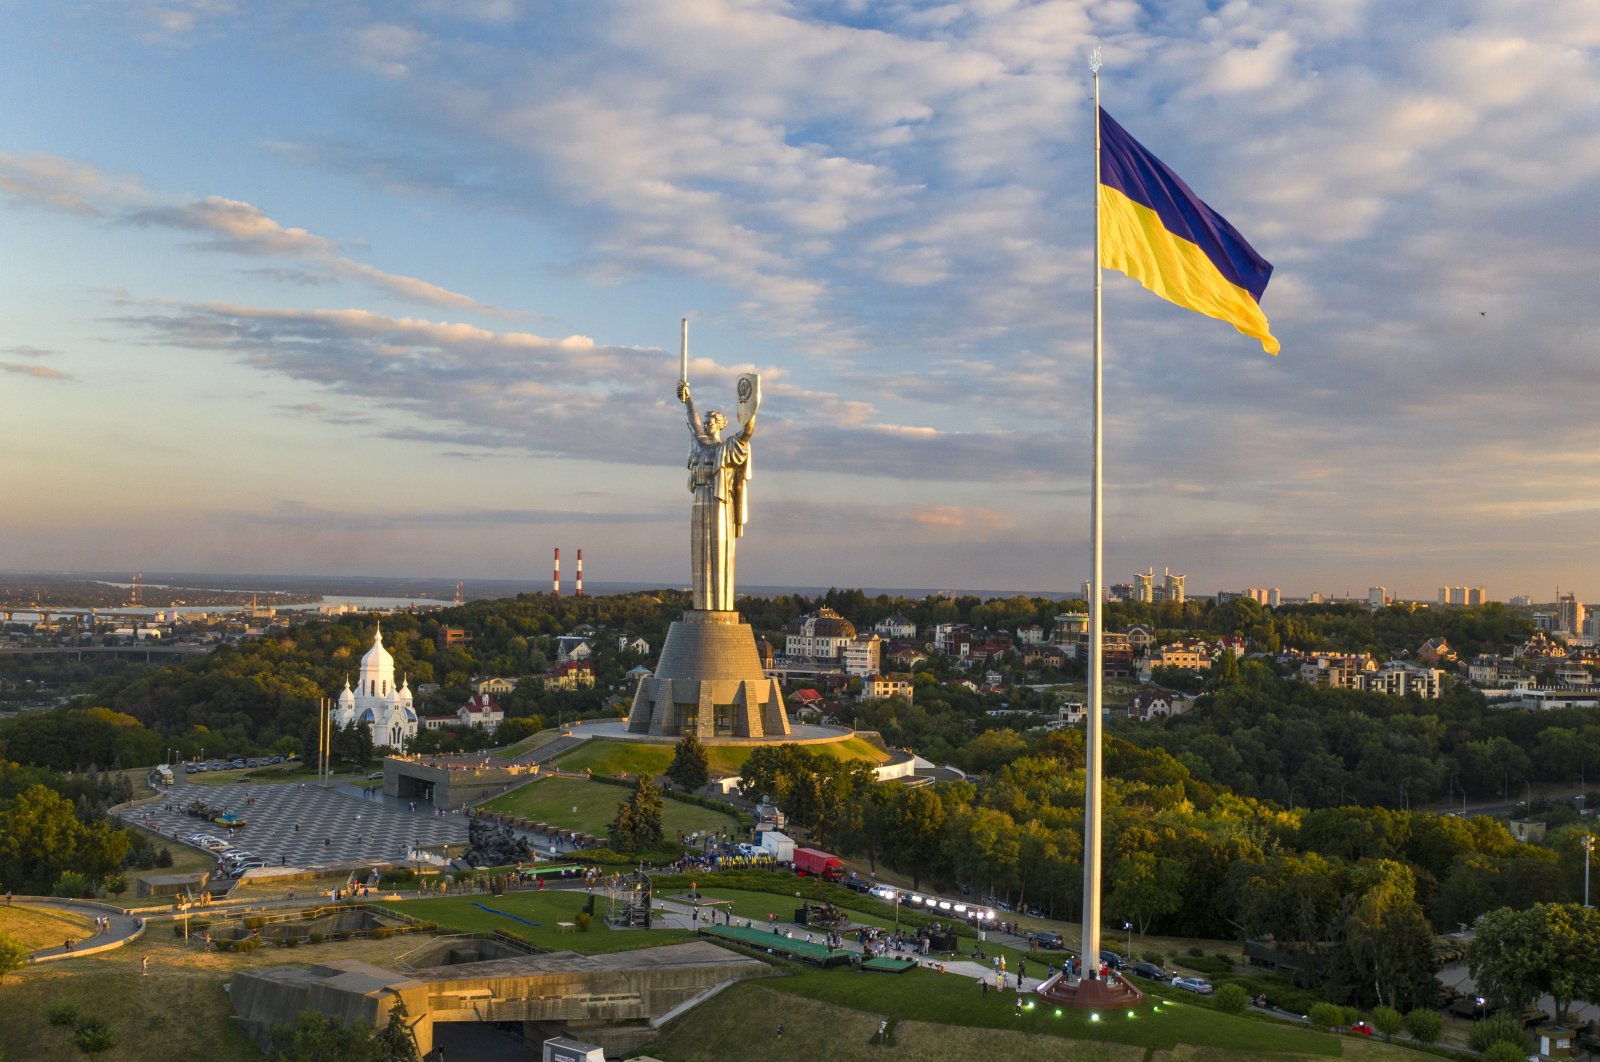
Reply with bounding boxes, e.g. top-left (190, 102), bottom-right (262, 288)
top-left (792, 847), bottom-right (844, 882)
